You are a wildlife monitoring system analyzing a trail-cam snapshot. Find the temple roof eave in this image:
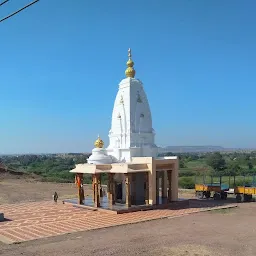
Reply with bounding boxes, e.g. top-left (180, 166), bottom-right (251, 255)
top-left (69, 163), bottom-right (150, 174)
top-left (69, 157), bottom-right (179, 174)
